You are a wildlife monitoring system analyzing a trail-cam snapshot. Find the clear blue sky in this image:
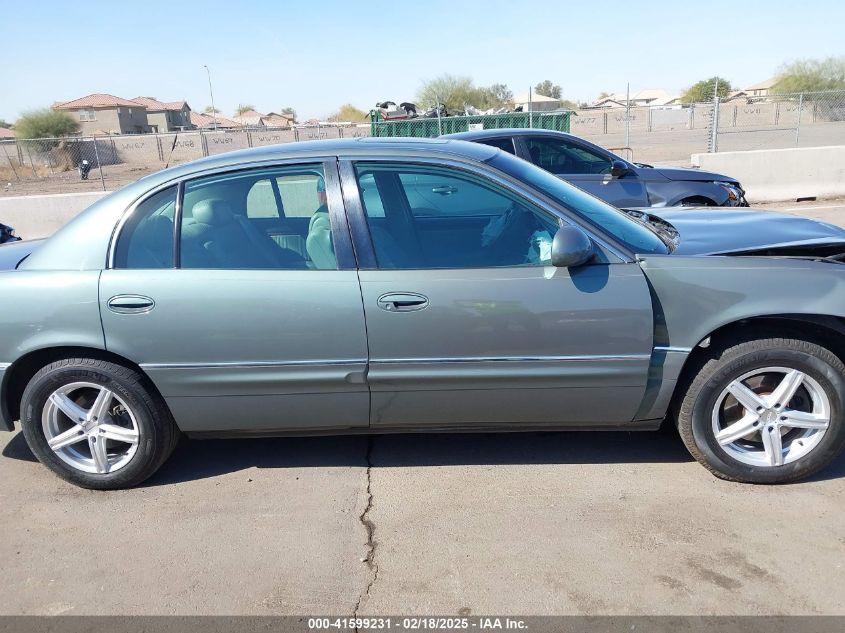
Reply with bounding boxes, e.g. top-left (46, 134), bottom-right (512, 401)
top-left (2, 0), bottom-right (843, 122)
